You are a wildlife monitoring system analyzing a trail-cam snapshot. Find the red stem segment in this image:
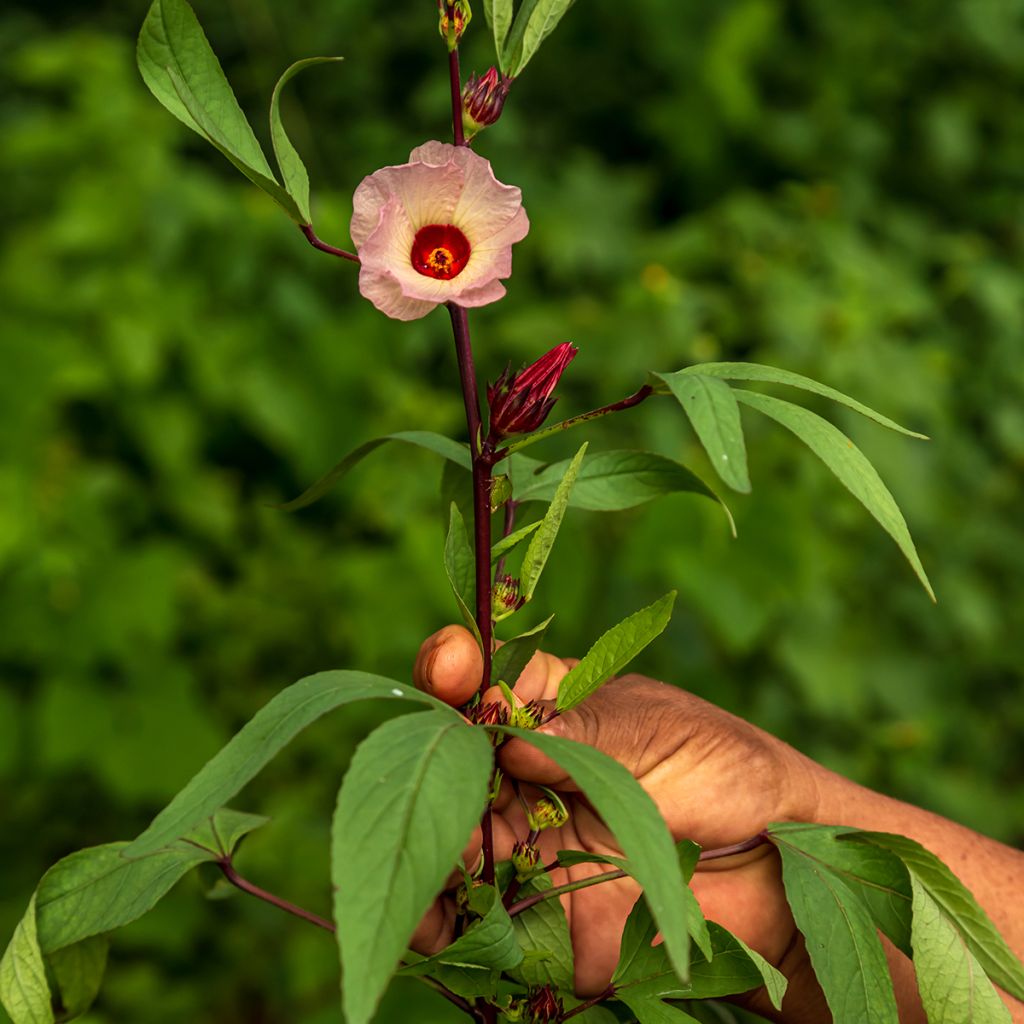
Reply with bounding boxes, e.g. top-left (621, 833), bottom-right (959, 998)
top-left (560, 986), bottom-right (616, 1020)
top-left (299, 224), bottom-right (359, 263)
